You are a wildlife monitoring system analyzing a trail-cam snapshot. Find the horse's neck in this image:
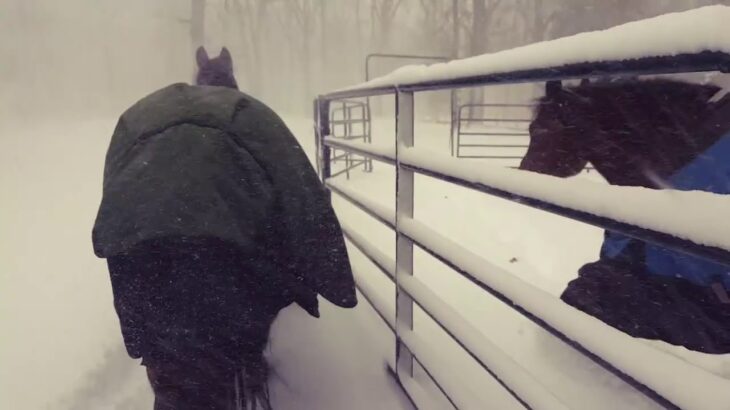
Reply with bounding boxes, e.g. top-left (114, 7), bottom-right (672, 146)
top-left (576, 119), bottom-right (658, 188)
top-left (590, 159), bottom-right (657, 188)
top-left (588, 115), bottom-right (727, 189)
top-left (703, 95), bottom-right (730, 142)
